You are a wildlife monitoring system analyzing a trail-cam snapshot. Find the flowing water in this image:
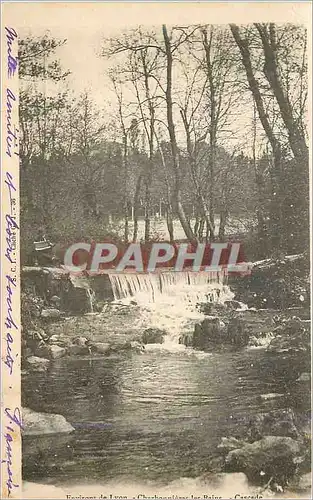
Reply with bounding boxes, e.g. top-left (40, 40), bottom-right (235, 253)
top-left (107, 270), bottom-right (234, 344)
top-left (22, 271), bottom-right (308, 492)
